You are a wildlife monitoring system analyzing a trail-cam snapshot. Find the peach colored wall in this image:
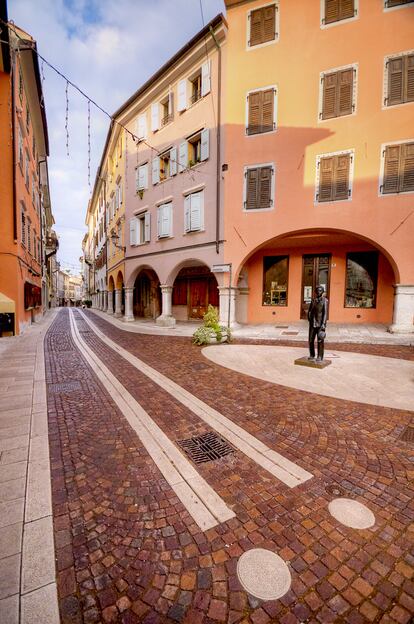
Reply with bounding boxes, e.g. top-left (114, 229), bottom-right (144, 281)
top-left (223, 0), bottom-right (414, 325)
